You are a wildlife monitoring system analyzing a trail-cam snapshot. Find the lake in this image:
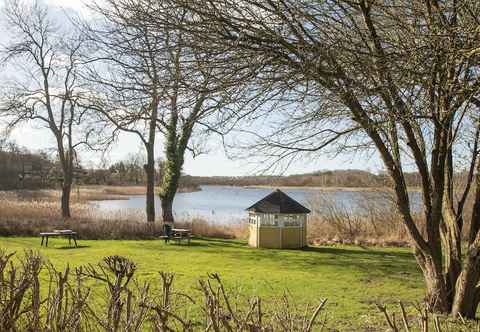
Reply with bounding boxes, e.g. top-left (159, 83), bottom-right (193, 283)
top-left (90, 185), bottom-right (422, 223)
